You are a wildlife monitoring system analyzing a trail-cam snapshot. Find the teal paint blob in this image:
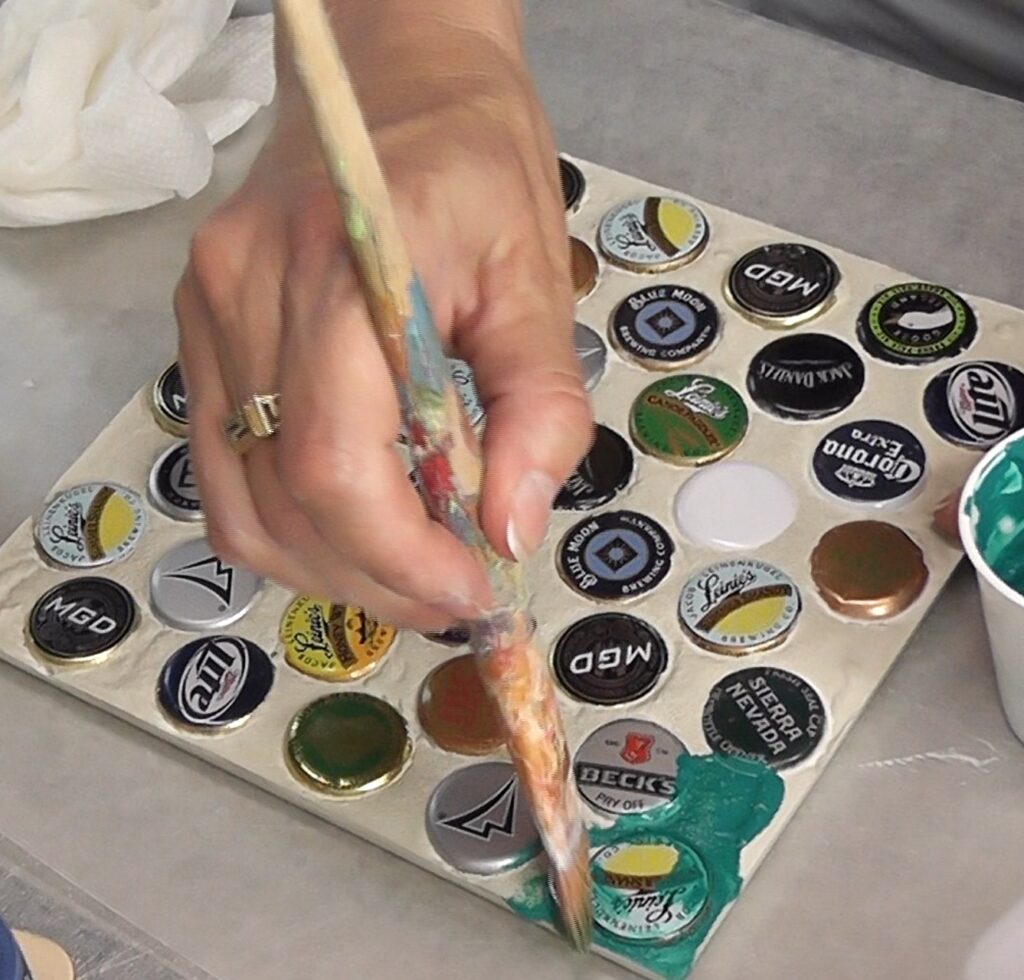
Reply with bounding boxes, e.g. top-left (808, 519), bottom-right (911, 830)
top-left (967, 436), bottom-right (1024, 596)
top-left (508, 753), bottom-right (784, 978)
